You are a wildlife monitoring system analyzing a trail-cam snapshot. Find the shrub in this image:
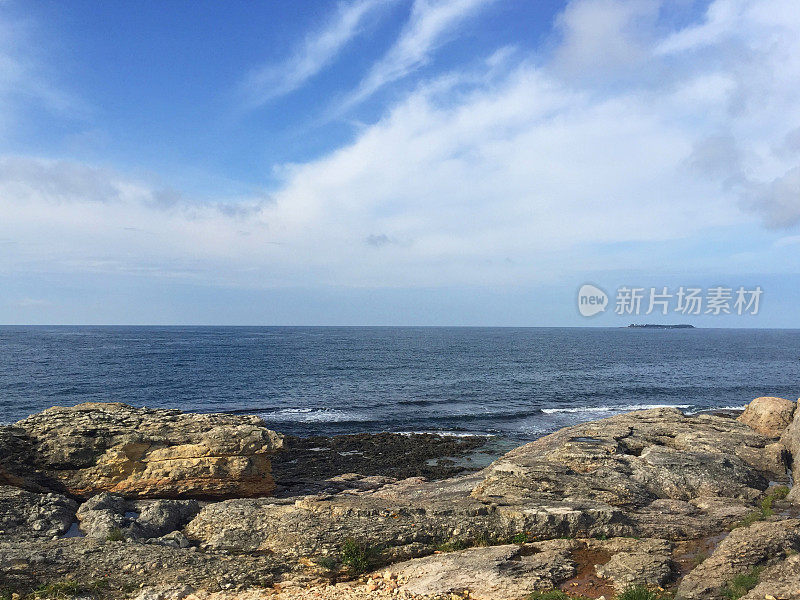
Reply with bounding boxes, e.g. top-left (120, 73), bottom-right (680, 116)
top-left (106, 527), bottom-right (125, 542)
top-left (341, 539), bottom-right (376, 574)
top-left (511, 532), bottom-right (529, 544)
